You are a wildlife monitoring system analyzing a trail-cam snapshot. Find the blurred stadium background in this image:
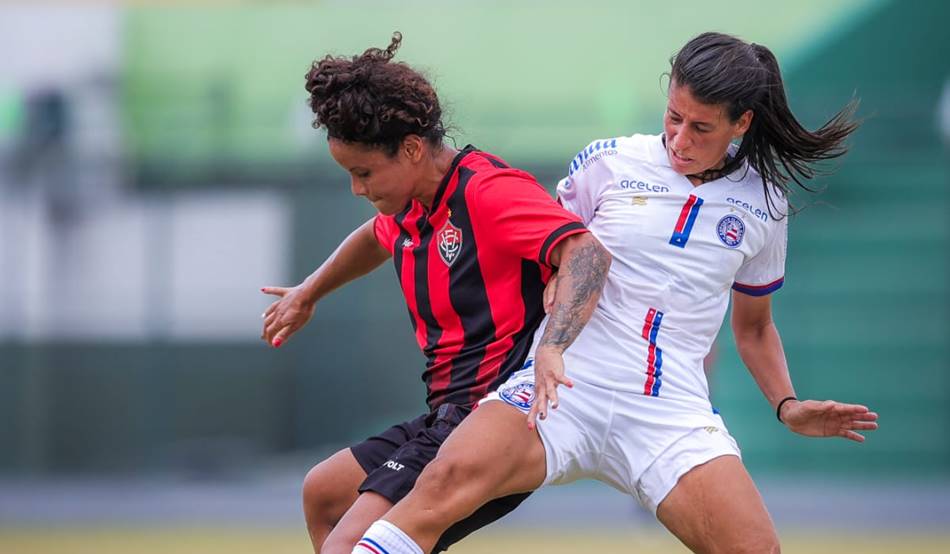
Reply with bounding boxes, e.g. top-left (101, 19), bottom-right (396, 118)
top-left (1, 0), bottom-right (948, 552)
